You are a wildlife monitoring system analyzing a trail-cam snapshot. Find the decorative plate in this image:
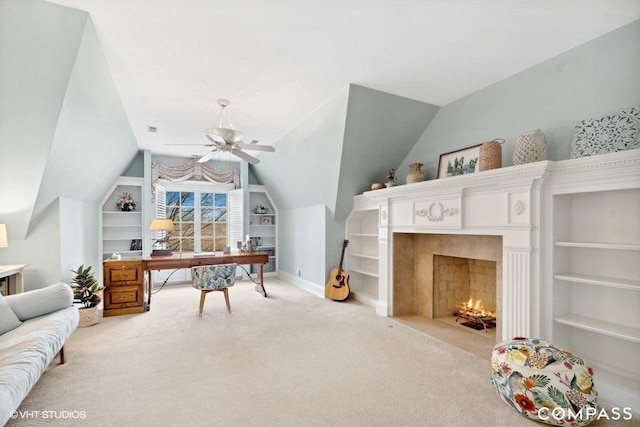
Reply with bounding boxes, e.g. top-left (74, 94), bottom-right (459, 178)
top-left (571, 106), bottom-right (640, 158)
